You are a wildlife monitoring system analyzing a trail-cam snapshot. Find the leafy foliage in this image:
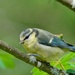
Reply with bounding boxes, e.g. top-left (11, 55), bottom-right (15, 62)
top-left (51, 52), bottom-right (75, 70)
top-left (31, 67), bottom-right (48, 75)
top-left (66, 69), bottom-right (75, 74)
top-left (0, 51), bottom-right (15, 69)
top-left (32, 52), bottom-right (75, 75)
